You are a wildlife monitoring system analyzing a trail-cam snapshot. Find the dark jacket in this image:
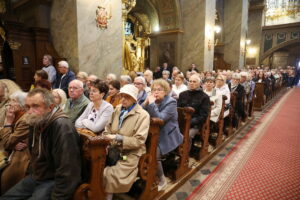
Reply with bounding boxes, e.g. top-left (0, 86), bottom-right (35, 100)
top-left (144, 95), bottom-right (183, 155)
top-left (28, 108), bottom-right (81, 199)
top-left (53, 70), bottom-right (76, 95)
top-left (177, 89), bottom-right (210, 129)
top-left (228, 83), bottom-right (245, 118)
